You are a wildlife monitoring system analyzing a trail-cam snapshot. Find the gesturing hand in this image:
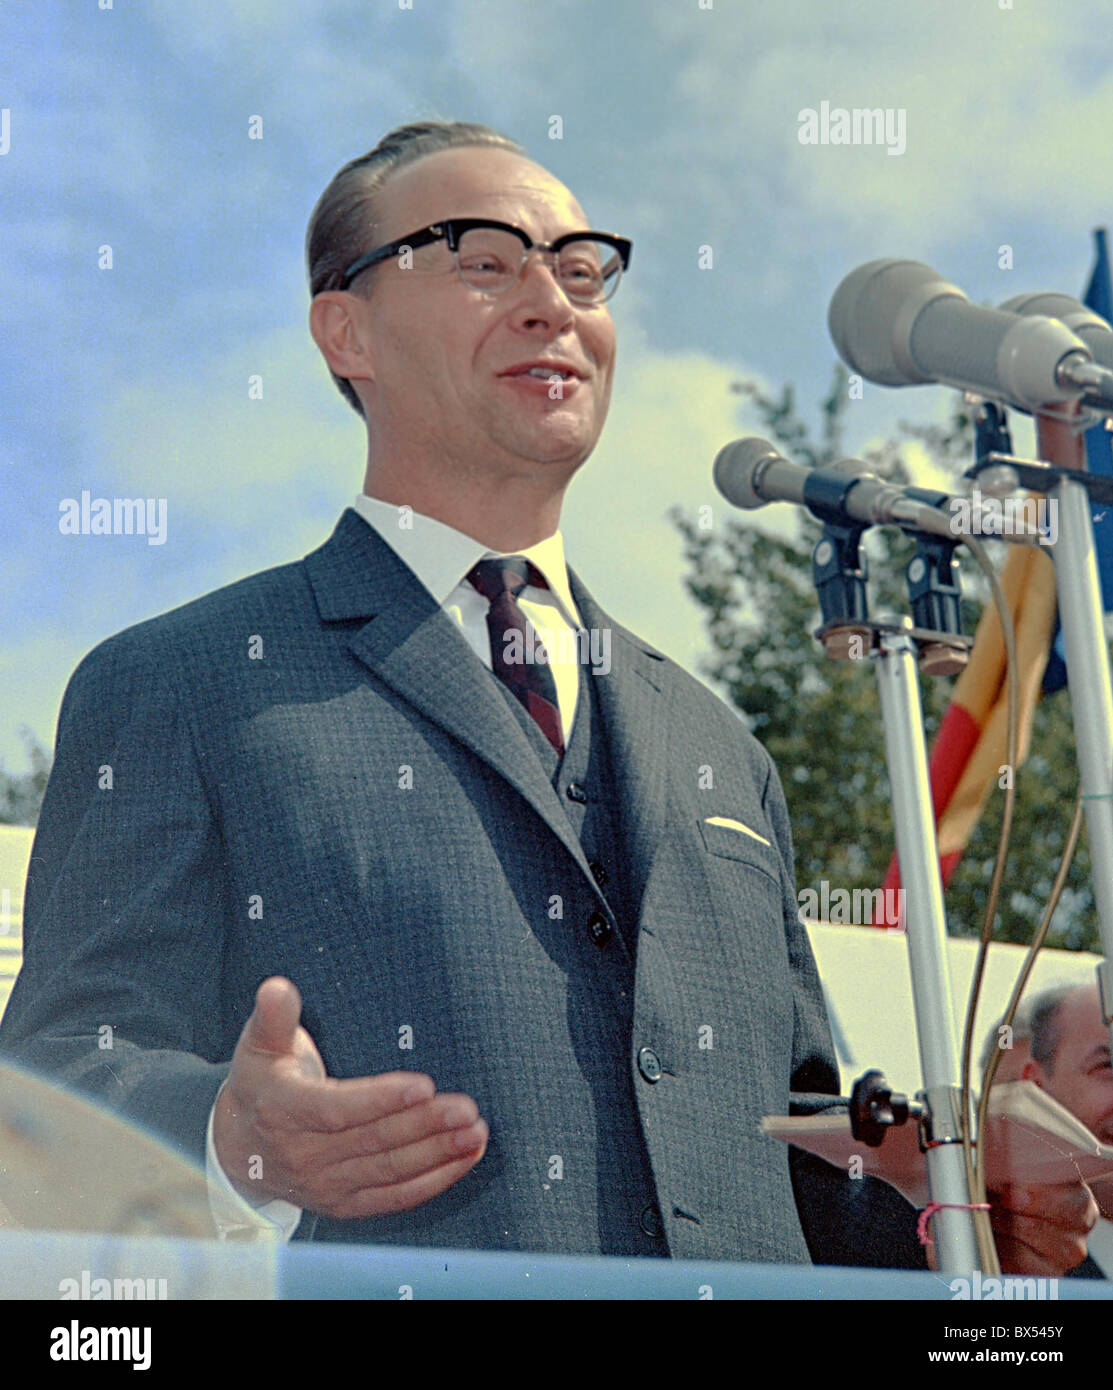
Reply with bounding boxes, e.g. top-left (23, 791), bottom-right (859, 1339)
top-left (212, 976), bottom-right (488, 1219)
